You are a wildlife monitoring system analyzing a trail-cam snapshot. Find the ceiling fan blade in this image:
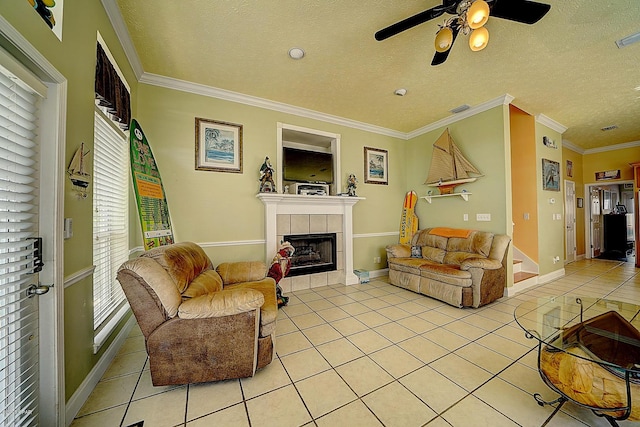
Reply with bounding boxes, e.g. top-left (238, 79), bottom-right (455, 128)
top-left (431, 26), bottom-right (460, 66)
top-left (490, 0), bottom-right (551, 24)
top-left (375, 6), bottom-right (446, 41)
